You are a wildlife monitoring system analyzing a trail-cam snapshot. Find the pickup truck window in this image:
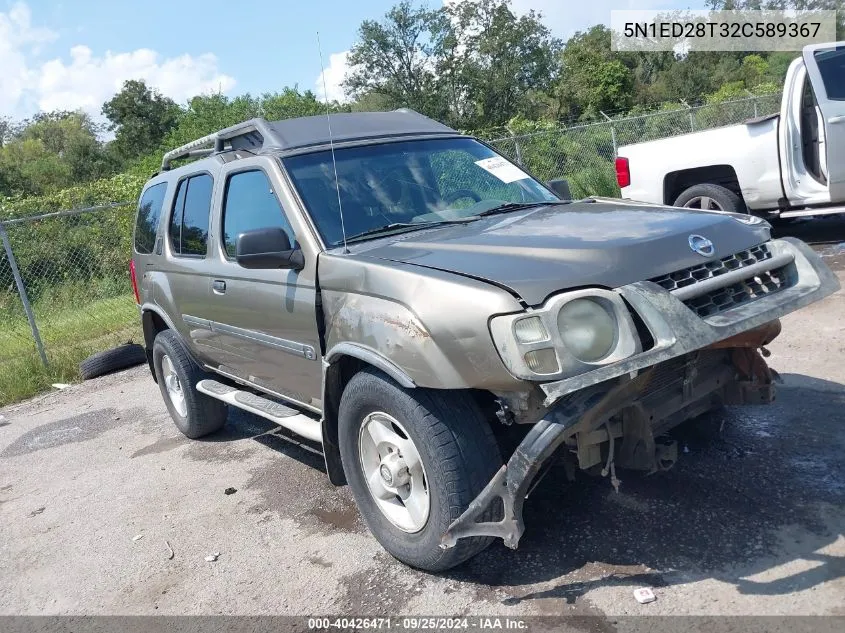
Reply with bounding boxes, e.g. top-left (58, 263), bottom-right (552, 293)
top-left (222, 169), bottom-right (295, 257)
top-left (283, 137), bottom-right (556, 247)
top-left (814, 48), bottom-right (845, 100)
top-left (134, 182), bottom-right (167, 254)
top-left (168, 173), bottom-right (213, 257)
